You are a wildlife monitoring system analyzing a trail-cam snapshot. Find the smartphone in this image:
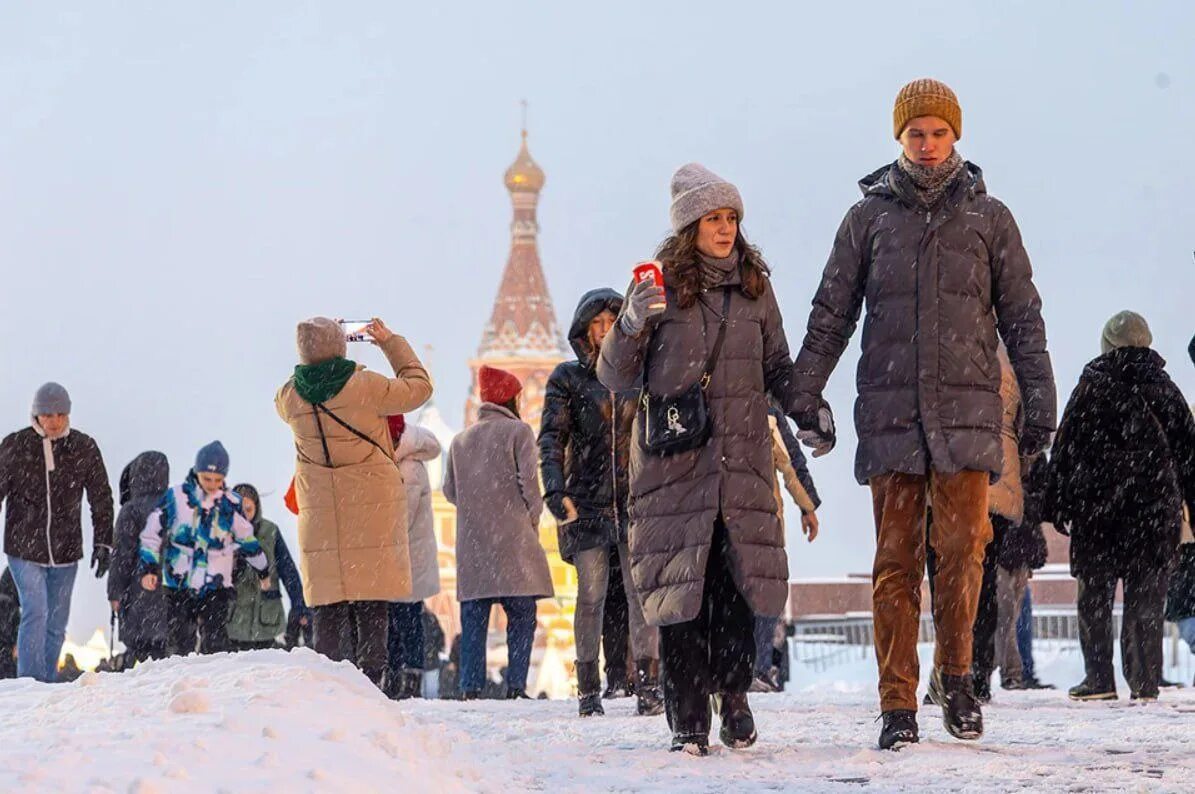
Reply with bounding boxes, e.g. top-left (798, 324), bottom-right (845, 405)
top-left (338, 319), bottom-right (371, 343)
